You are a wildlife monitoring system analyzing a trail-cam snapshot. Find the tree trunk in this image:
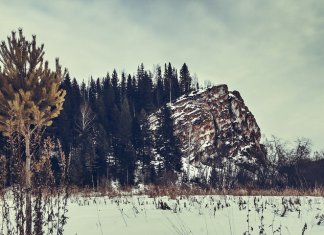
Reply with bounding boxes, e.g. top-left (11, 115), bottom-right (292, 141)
top-left (25, 135), bottom-right (32, 235)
